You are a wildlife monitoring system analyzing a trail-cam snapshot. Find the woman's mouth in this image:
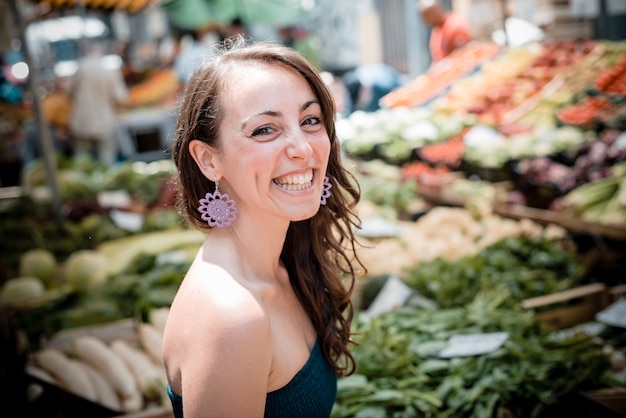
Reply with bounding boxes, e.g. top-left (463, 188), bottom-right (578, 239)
top-left (273, 171), bottom-right (314, 191)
